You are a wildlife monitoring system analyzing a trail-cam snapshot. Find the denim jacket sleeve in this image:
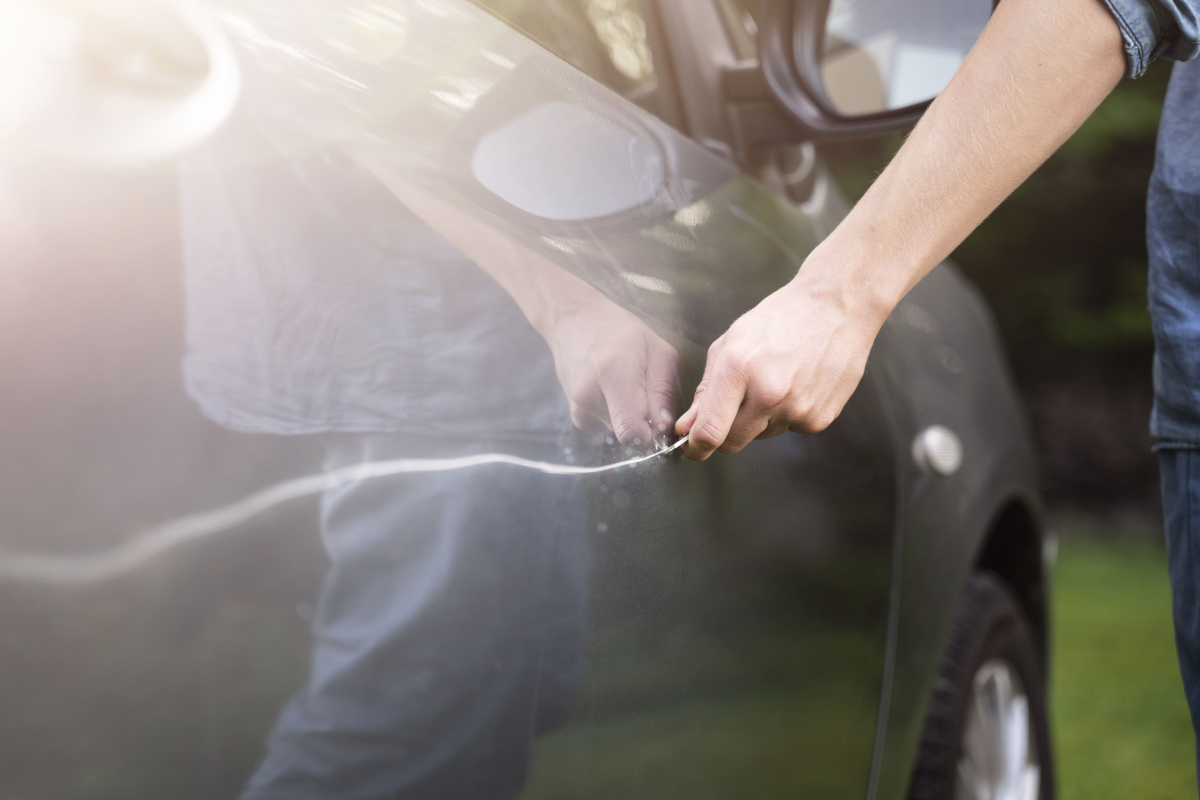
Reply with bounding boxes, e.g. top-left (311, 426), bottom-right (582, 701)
top-left (1100, 0), bottom-right (1200, 77)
